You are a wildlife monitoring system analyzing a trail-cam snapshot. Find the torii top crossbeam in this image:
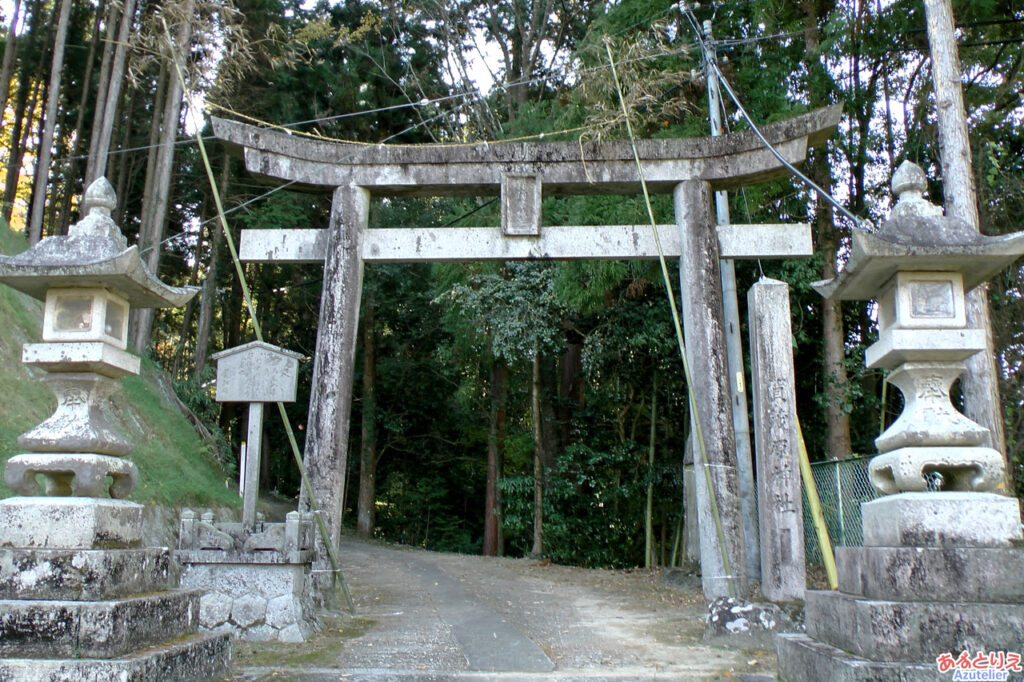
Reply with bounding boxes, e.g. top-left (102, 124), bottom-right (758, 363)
top-left (211, 105), bottom-right (841, 197)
